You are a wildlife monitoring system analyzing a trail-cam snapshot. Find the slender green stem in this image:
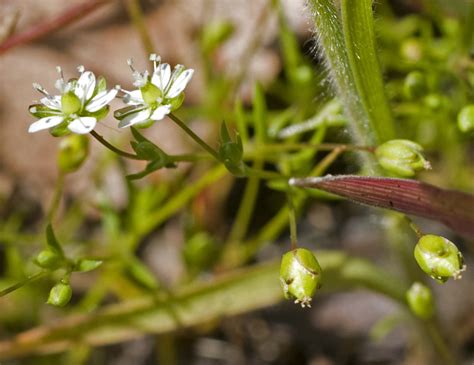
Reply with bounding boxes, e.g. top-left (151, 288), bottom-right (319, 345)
top-left (244, 167), bottom-right (283, 179)
top-left (137, 165), bottom-right (227, 238)
top-left (90, 130), bottom-right (141, 160)
top-left (248, 142), bottom-right (375, 155)
top-left (227, 161), bottom-right (264, 243)
top-left (47, 171), bottom-right (65, 223)
top-left (287, 189), bottom-right (298, 250)
top-left (423, 320), bottom-right (457, 365)
top-left (124, 0), bottom-right (155, 55)
top-left (404, 216), bottom-right (424, 239)
top-left (169, 153), bottom-right (212, 163)
top-left (0, 271), bottom-right (47, 297)
top-left (91, 130), bottom-right (206, 163)
top-left (168, 113), bottom-right (221, 161)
